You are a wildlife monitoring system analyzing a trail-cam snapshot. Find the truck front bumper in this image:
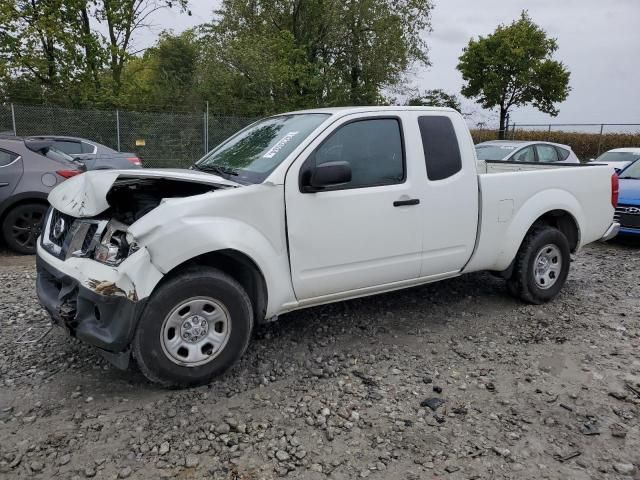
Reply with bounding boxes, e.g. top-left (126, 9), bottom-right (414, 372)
top-left (35, 243), bottom-right (161, 368)
top-left (600, 222), bottom-right (620, 241)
